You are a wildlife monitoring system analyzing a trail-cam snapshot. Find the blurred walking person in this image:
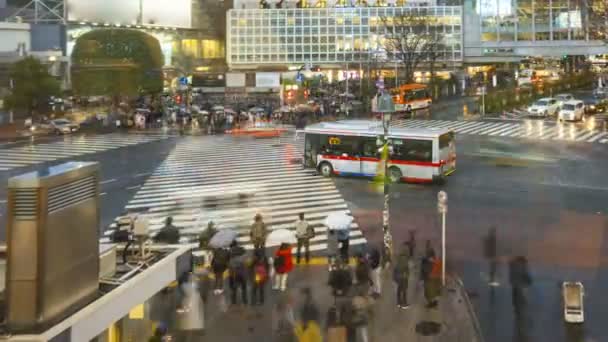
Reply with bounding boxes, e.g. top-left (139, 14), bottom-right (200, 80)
top-left (367, 246), bottom-right (382, 297)
top-left (154, 216), bottom-right (180, 244)
top-left (295, 287), bottom-right (322, 342)
top-left (228, 240), bottom-right (248, 305)
top-left (273, 243), bottom-right (294, 291)
top-left (425, 252), bottom-right (442, 308)
top-left (484, 227), bottom-right (499, 286)
top-left (393, 247), bottom-right (410, 309)
top-left (251, 249), bottom-right (270, 306)
top-left (354, 254), bottom-right (371, 296)
top-left (273, 293), bottom-right (297, 342)
top-left (295, 213), bottom-right (315, 264)
top-left (509, 256), bottom-right (532, 317)
top-left (250, 213), bottom-right (268, 252)
top-left (211, 246), bottom-right (230, 294)
top-left (327, 229), bottom-right (339, 270)
top-left (337, 228), bottom-right (350, 262)
top-left (406, 230), bottom-right (416, 257)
